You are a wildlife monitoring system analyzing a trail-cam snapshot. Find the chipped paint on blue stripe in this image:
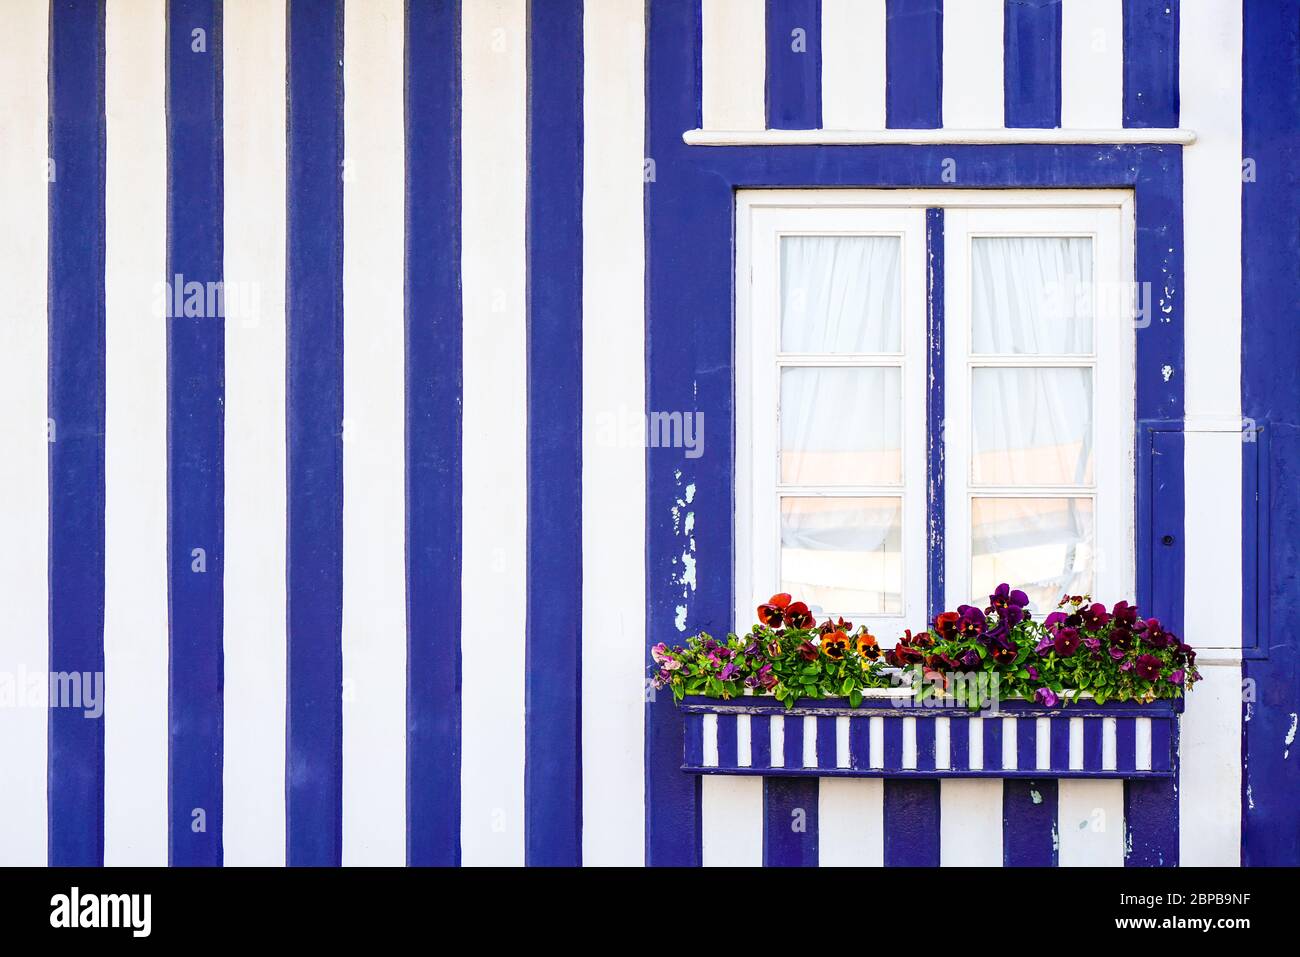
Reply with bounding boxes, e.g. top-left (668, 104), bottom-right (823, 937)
top-left (524, 0), bottom-right (584, 869)
top-left (47, 0), bottom-right (106, 868)
top-left (166, 0), bottom-right (225, 867)
top-left (1003, 779), bottom-right (1058, 866)
top-left (765, 0), bottom-right (821, 129)
top-left (285, 0), bottom-right (345, 867)
top-left (1003, 0), bottom-right (1062, 129)
top-left (885, 0), bottom-right (942, 129)
top-left (926, 207), bottom-right (944, 622)
top-left (1123, 0), bottom-right (1179, 128)
top-left (405, 0), bottom-right (463, 868)
top-left (1241, 0), bottom-right (1300, 867)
